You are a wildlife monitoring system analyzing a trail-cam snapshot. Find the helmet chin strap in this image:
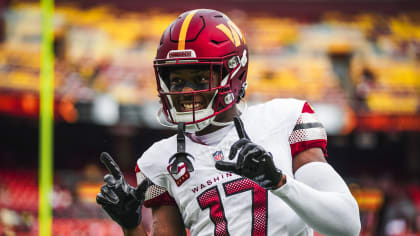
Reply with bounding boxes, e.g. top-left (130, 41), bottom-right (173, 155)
top-left (156, 108), bottom-right (215, 132)
top-left (210, 119), bottom-right (233, 127)
top-left (156, 108), bottom-right (177, 129)
top-left (156, 100), bottom-right (248, 133)
top-left (210, 99), bottom-right (248, 127)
